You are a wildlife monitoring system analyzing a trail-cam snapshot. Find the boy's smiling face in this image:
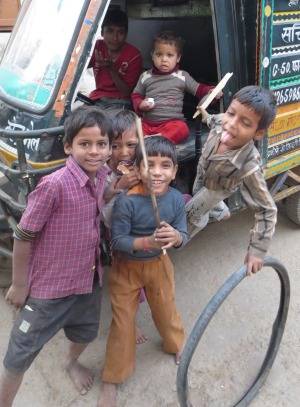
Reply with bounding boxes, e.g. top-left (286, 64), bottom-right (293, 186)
top-left (108, 129), bottom-right (138, 172)
top-left (220, 99), bottom-right (266, 150)
top-left (135, 154), bottom-right (177, 196)
top-left (64, 125), bottom-right (111, 180)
